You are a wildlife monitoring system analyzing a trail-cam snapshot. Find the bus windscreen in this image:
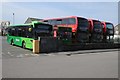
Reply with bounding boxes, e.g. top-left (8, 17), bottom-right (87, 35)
top-left (106, 23), bottom-right (113, 29)
top-left (33, 24), bottom-right (53, 37)
top-left (93, 21), bottom-right (102, 29)
top-left (78, 18), bottom-right (89, 27)
top-left (77, 18), bottom-right (89, 31)
top-left (35, 24), bottom-right (52, 31)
